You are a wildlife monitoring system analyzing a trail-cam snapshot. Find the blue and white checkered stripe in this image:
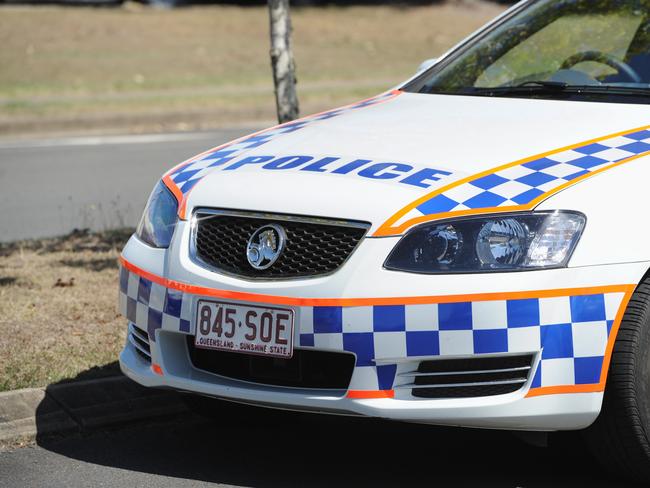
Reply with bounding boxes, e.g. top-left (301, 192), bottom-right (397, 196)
top-left (408, 128), bottom-right (650, 219)
top-left (166, 91), bottom-right (400, 197)
top-left (118, 266), bottom-right (191, 342)
top-left (299, 292), bottom-right (625, 392)
top-left (117, 262), bottom-right (627, 395)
